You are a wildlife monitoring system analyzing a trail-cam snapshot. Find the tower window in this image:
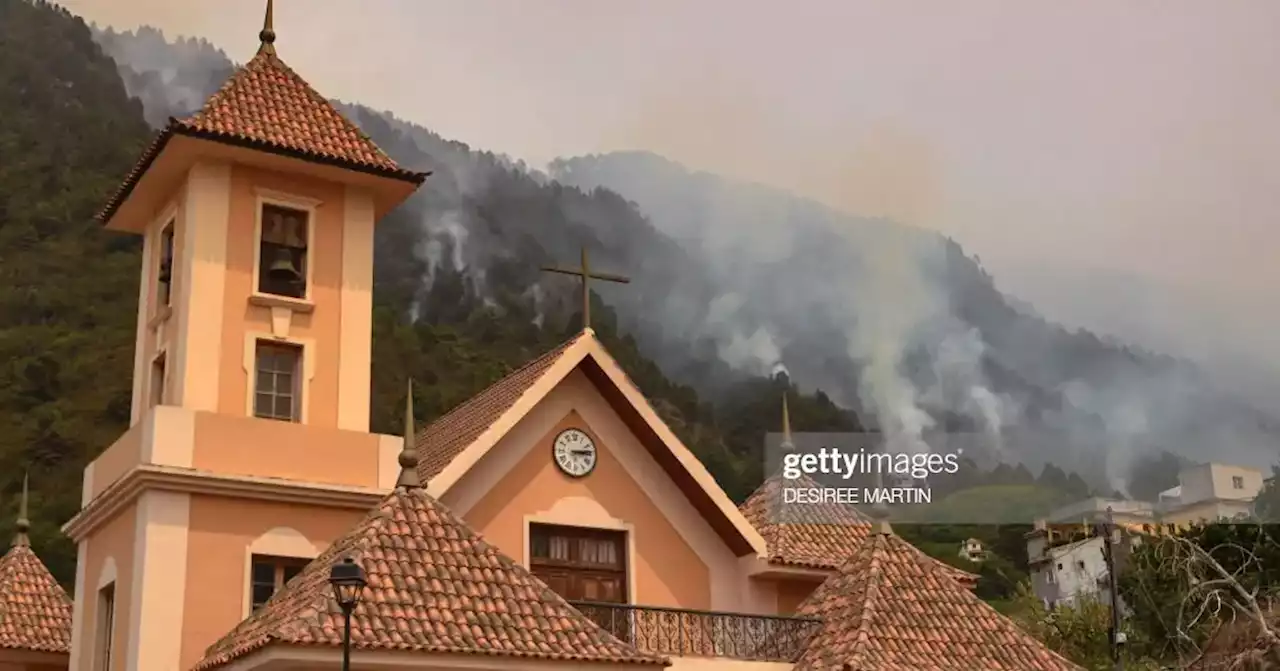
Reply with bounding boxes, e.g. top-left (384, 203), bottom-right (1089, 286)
top-left (157, 221), bottom-right (175, 306)
top-left (254, 342), bottom-right (301, 422)
top-left (150, 352), bottom-right (167, 408)
top-left (1232, 476), bottom-right (1244, 489)
top-left (258, 204), bottom-right (309, 299)
top-left (250, 555), bottom-right (309, 612)
top-left (96, 582), bottom-right (115, 671)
